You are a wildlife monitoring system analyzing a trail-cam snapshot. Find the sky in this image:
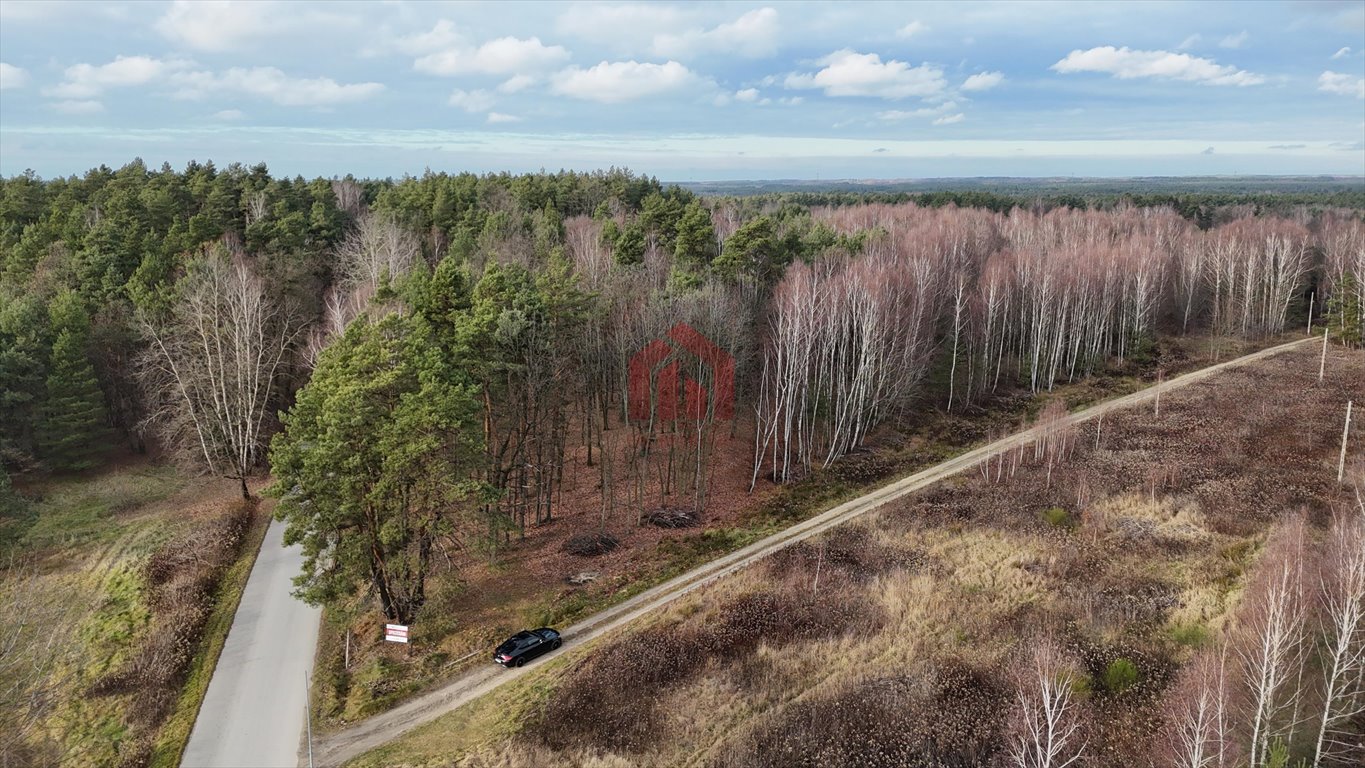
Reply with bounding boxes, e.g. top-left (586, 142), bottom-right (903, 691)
top-left (0, 0), bottom-right (1363, 181)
